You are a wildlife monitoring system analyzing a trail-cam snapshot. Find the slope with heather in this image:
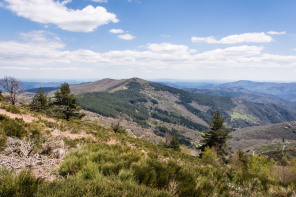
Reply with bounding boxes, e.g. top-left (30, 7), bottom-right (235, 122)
top-left (1, 100), bottom-right (296, 196)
